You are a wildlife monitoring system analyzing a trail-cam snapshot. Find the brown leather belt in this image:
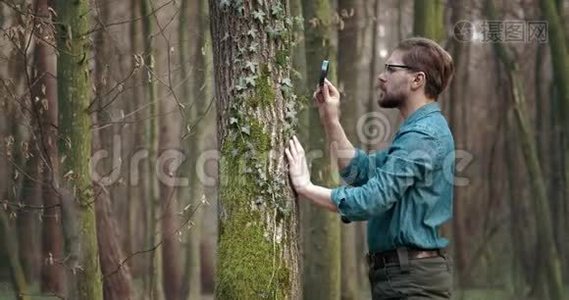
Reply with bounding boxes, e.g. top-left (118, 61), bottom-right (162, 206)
top-left (367, 247), bottom-right (444, 269)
